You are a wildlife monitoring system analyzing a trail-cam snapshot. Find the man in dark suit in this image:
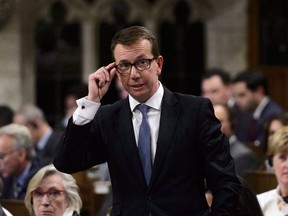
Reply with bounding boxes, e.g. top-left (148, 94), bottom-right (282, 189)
top-left (0, 124), bottom-right (43, 200)
top-left (232, 70), bottom-right (284, 146)
top-left (54, 26), bottom-right (240, 215)
top-left (13, 104), bottom-right (62, 165)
